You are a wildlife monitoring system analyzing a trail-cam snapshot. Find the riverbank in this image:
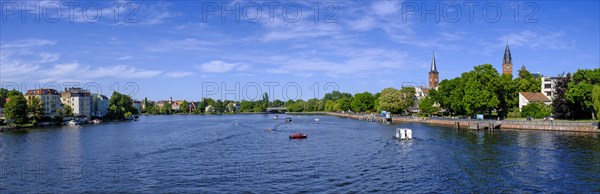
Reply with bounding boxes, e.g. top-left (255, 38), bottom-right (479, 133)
top-left (326, 112), bottom-right (600, 133)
